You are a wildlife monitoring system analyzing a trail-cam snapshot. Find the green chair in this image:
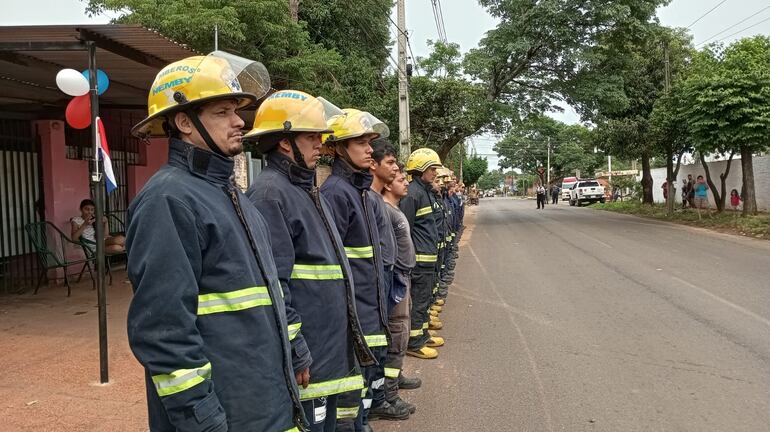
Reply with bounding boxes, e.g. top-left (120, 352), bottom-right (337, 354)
top-left (25, 221), bottom-right (95, 296)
